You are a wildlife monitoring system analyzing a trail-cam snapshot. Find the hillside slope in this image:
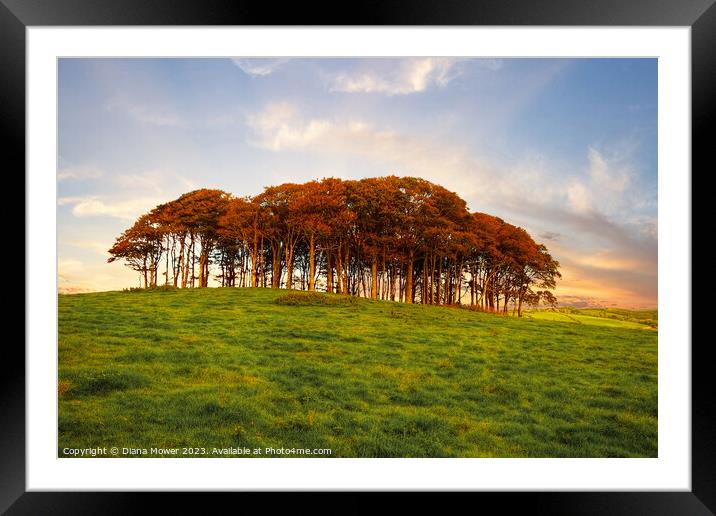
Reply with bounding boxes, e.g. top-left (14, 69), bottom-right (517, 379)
top-left (58, 288), bottom-right (657, 457)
